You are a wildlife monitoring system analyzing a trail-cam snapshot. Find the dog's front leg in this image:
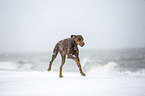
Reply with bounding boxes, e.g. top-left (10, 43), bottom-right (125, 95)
top-left (73, 58), bottom-right (86, 76)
